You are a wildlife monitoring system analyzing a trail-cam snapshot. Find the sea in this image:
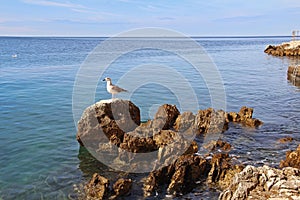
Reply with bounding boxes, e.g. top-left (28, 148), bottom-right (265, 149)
top-left (0, 36), bottom-right (299, 199)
